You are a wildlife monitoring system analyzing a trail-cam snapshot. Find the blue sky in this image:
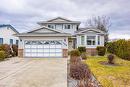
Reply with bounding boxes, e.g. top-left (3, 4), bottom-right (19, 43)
top-left (0, 0), bottom-right (130, 39)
